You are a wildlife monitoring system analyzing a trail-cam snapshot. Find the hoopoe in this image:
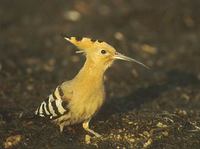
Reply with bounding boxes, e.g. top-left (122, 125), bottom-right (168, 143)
top-left (35, 37), bottom-right (149, 137)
